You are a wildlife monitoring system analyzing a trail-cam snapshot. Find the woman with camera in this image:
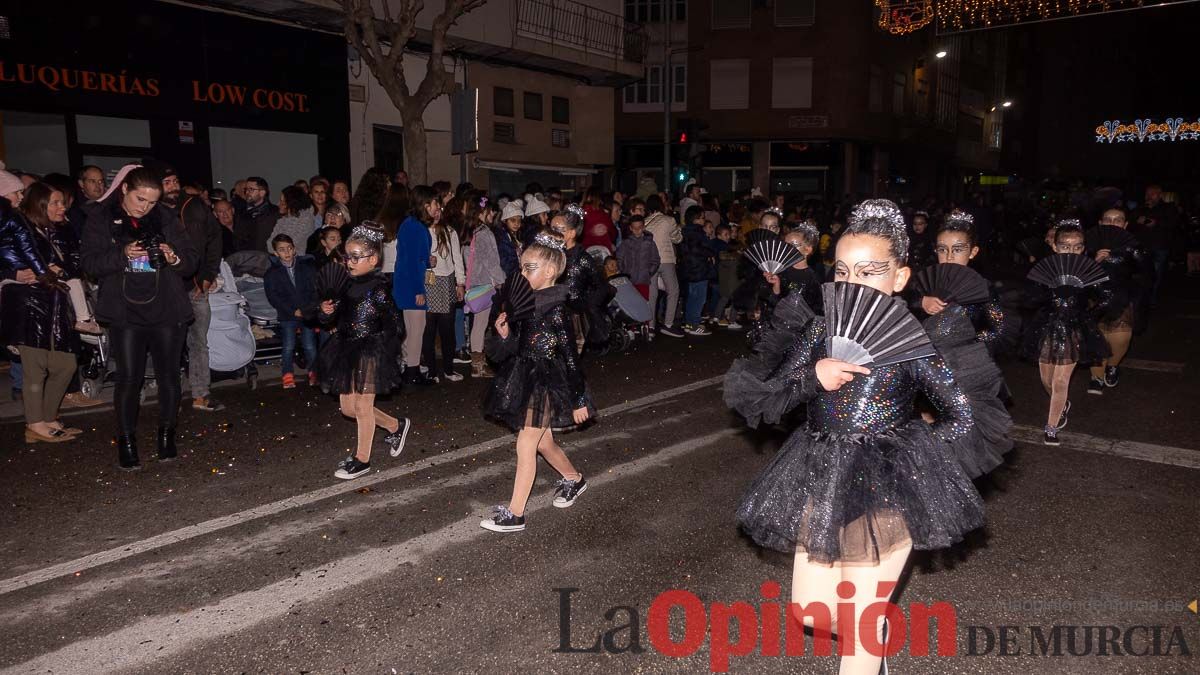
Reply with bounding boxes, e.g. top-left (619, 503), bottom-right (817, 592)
top-left (81, 166), bottom-right (198, 470)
